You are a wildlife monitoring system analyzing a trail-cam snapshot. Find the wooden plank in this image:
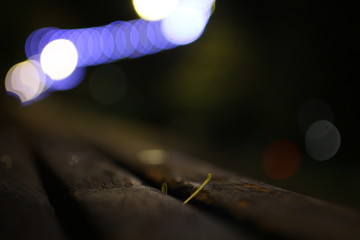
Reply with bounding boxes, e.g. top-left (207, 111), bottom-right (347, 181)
top-left (99, 146), bottom-right (360, 240)
top-left (35, 136), bottom-right (250, 240)
top-left (6, 97), bottom-right (360, 239)
top-left (0, 125), bottom-right (66, 240)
